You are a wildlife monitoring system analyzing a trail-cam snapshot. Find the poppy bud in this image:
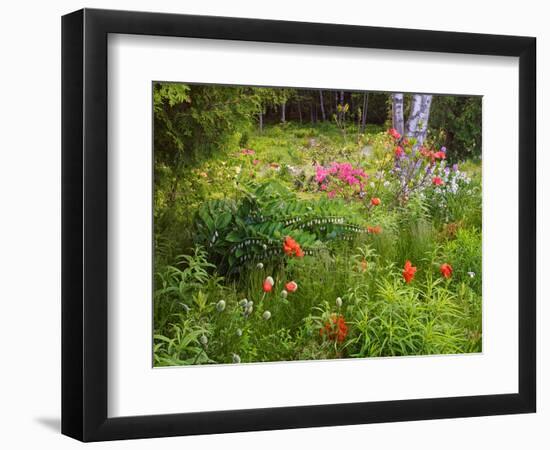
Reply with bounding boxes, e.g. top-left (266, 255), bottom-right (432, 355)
top-left (262, 311), bottom-right (272, 320)
top-left (280, 290), bottom-right (288, 299)
top-left (336, 297), bottom-right (343, 308)
top-left (216, 300), bottom-right (226, 312)
top-left (199, 335), bottom-right (208, 346)
top-left (232, 353), bottom-right (241, 364)
top-left (256, 262), bottom-right (264, 269)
